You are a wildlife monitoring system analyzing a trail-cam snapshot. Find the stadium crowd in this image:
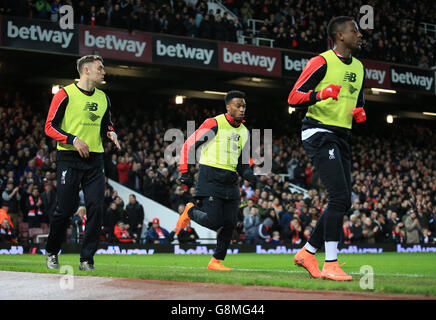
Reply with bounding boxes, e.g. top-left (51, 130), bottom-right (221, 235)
top-left (0, 89), bottom-right (435, 246)
top-left (0, 0), bottom-right (435, 68)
